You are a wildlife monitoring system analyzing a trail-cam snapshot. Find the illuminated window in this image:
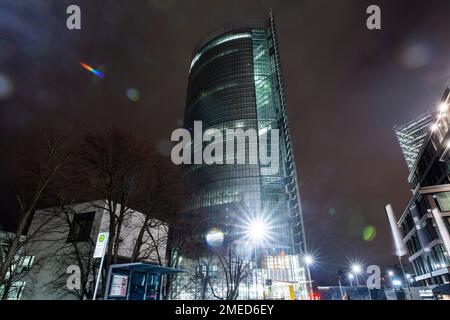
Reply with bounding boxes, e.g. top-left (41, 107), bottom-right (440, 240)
top-left (436, 192), bottom-right (450, 212)
top-left (189, 33), bottom-right (251, 72)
